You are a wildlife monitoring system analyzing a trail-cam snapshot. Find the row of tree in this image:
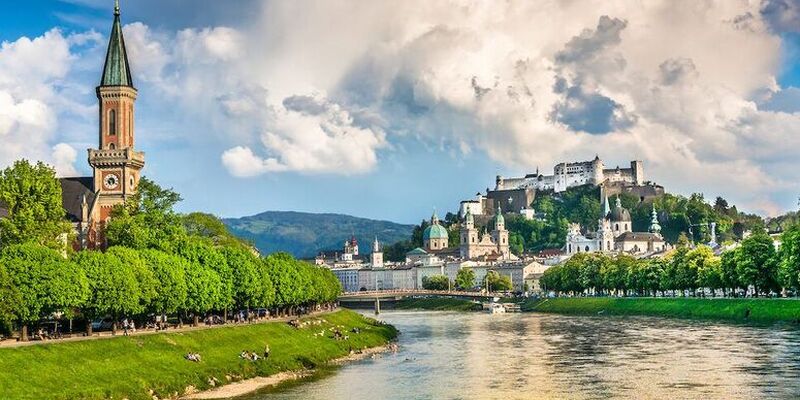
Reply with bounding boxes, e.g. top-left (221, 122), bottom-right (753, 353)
top-left (0, 161), bottom-right (342, 339)
top-left (0, 240), bottom-right (341, 340)
top-left (420, 269), bottom-right (513, 292)
top-left (540, 226), bottom-right (800, 297)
